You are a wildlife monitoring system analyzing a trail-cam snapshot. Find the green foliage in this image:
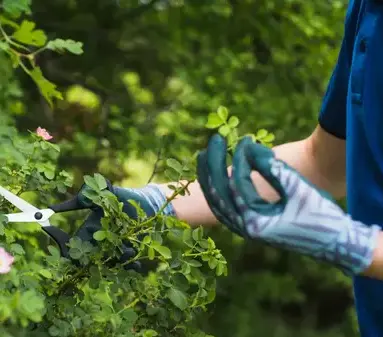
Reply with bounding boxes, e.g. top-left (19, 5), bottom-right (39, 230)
top-left (0, 0), bottom-right (83, 106)
top-left (0, 132), bottom-right (227, 336)
top-left (0, 0), bottom-right (357, 337)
